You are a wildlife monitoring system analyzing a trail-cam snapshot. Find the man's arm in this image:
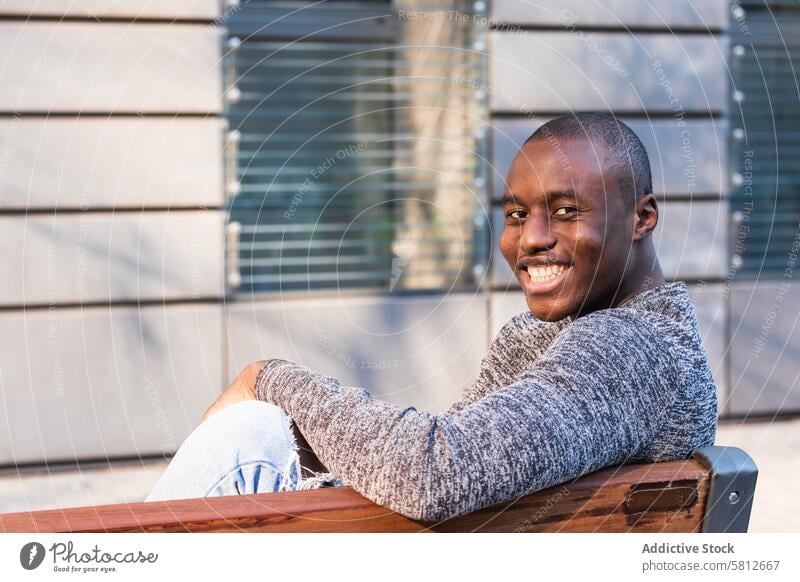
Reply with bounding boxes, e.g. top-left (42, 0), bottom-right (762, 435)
top-left (255, 309), bottom-right (681, 522)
